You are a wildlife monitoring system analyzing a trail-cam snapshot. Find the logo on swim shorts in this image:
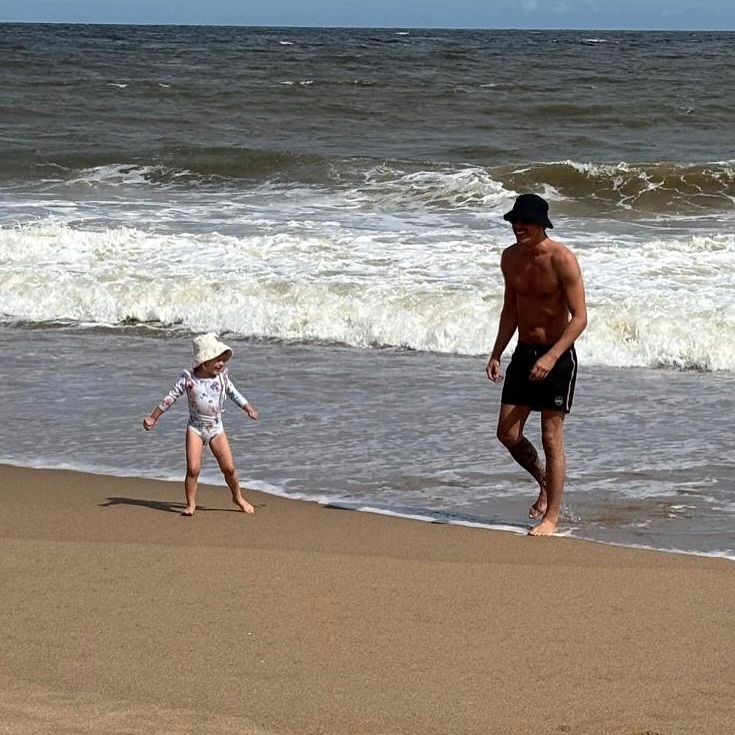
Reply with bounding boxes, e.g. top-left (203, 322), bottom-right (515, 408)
top-left (554, 396), bottom-right (564, 407)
